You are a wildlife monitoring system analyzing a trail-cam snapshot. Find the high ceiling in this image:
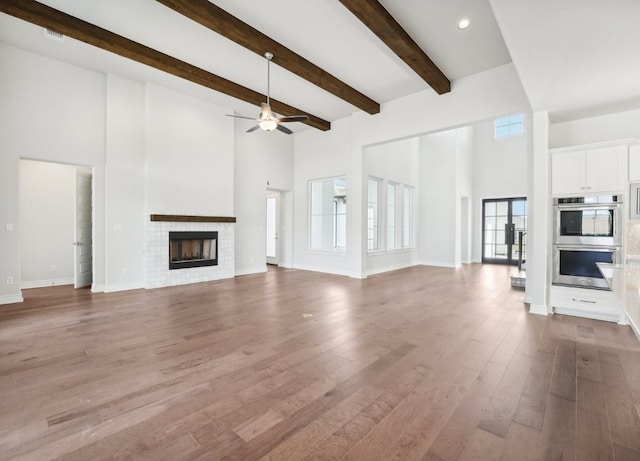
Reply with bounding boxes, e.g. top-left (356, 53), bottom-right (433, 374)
top-left (490, 0), bottom-right (640, 123)
top-left (1, 0), bottom-right (639, 131)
